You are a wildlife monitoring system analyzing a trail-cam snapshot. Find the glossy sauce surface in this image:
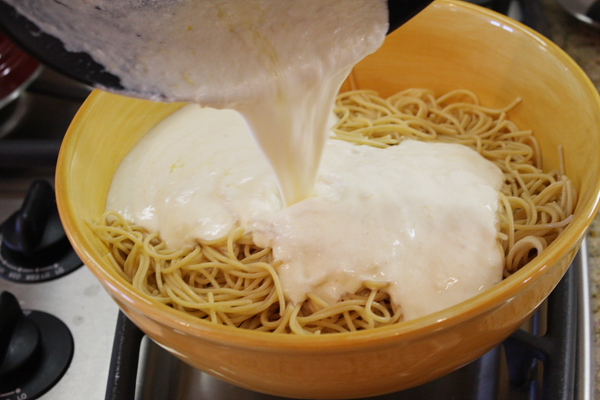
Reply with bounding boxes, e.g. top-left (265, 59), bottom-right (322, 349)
top-left (108, 105), bottom-right (505, 320)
